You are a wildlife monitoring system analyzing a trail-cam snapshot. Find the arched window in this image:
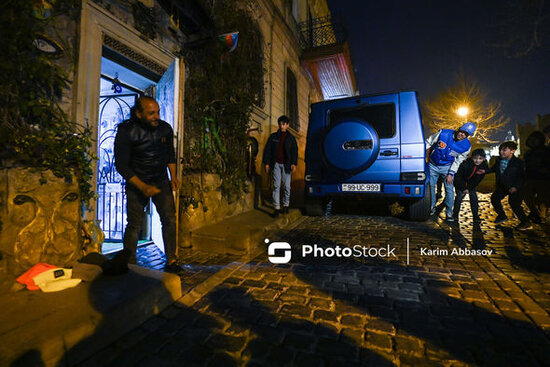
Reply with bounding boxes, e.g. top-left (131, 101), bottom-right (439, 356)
top-left (286, 67), bottom-right (299, 131)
